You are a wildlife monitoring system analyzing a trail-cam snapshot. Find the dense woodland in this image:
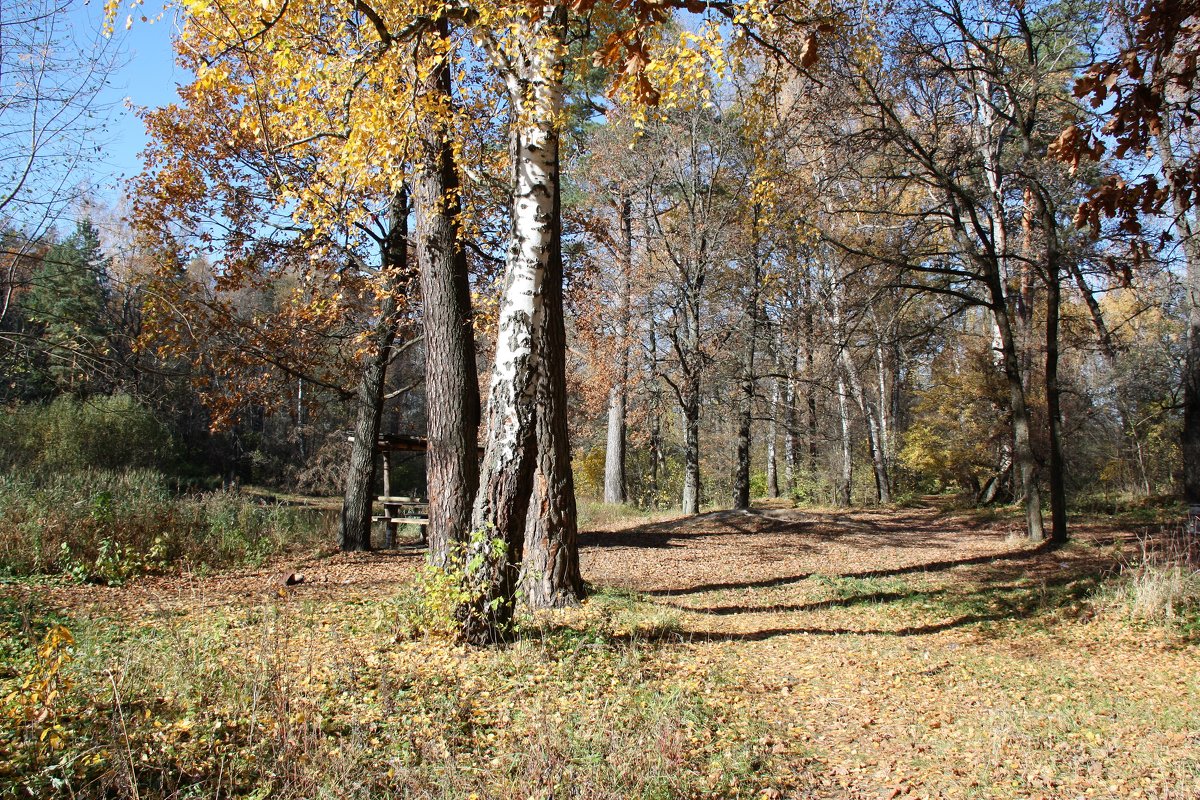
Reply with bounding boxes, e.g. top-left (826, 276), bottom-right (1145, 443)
top-left (4, 0), bottom-right (1191, 599)
top-left (0, 5), bottom-right (1192, 577)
